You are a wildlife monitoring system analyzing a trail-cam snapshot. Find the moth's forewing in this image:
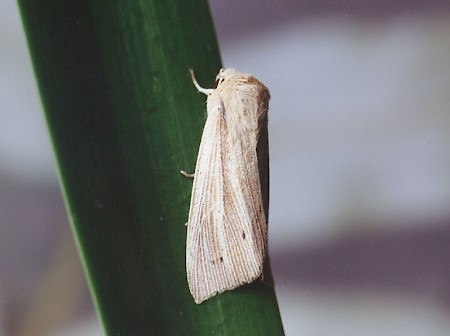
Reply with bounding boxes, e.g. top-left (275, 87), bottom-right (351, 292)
top-left (186, 69), bottom-right (271, 303)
